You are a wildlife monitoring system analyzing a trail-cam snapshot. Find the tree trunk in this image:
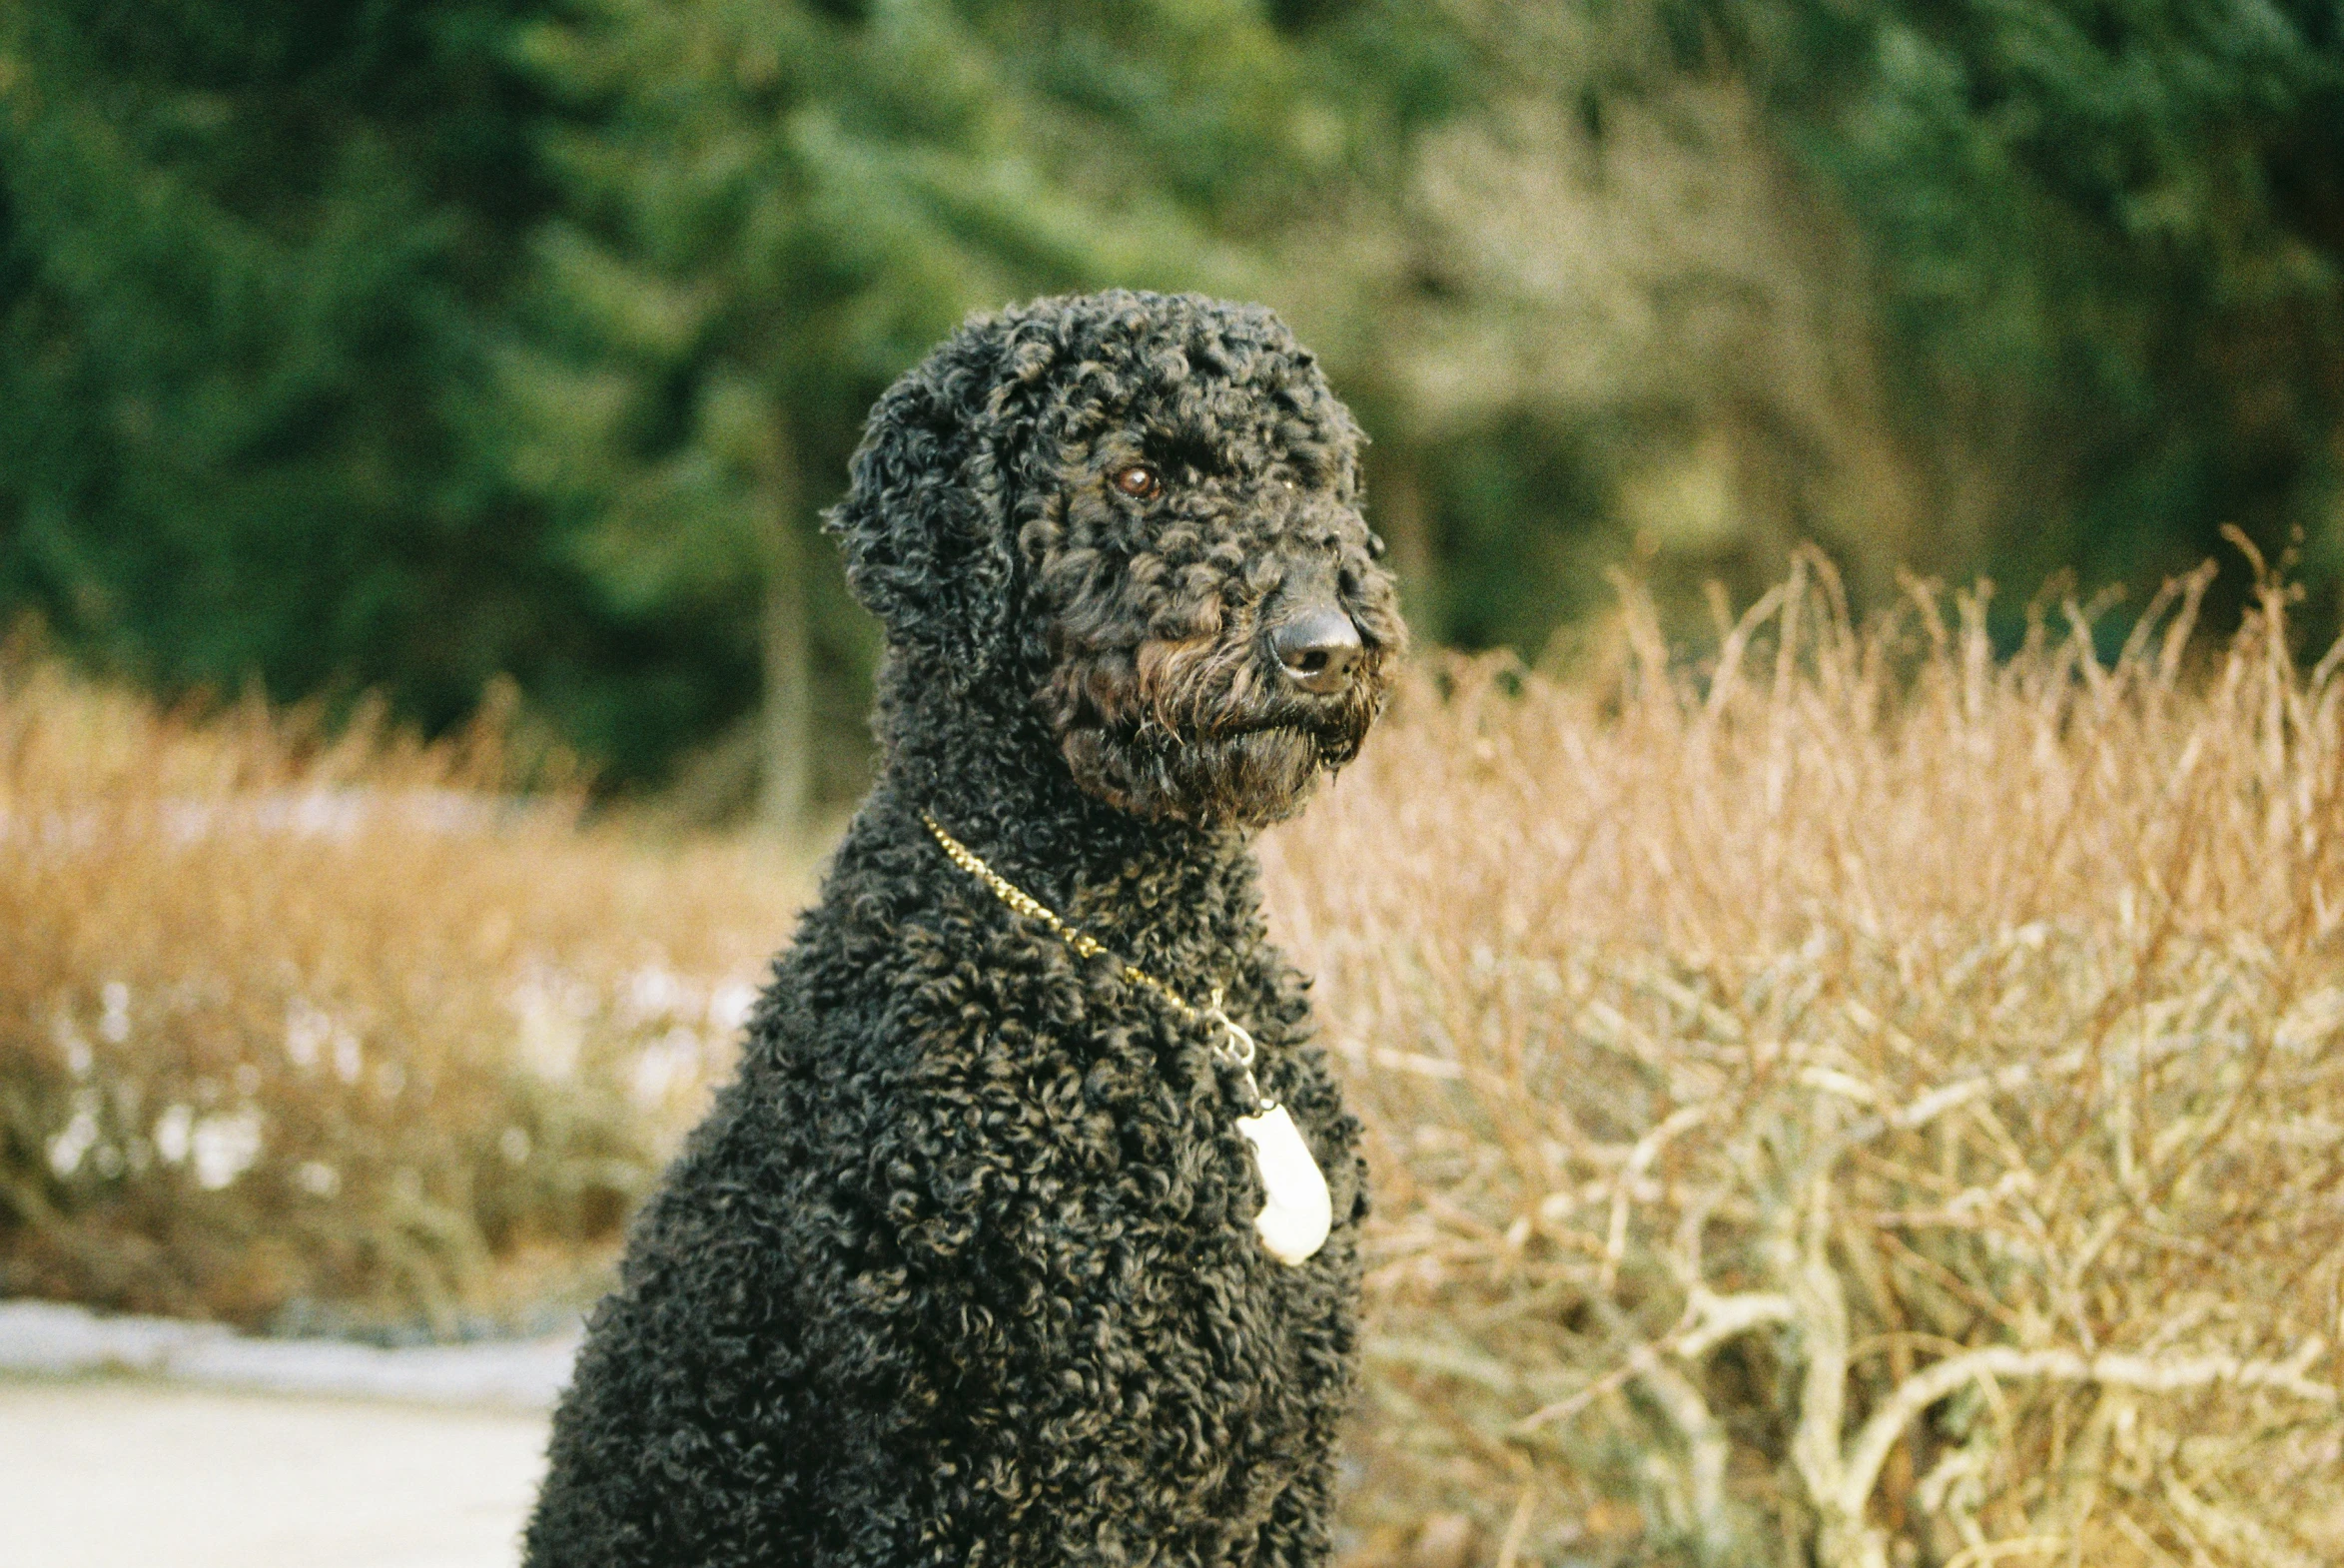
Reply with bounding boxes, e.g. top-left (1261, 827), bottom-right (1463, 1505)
top-left (755, 423), bottom-right (813, 838)
top-left (1367, 446), bottom-right (1439, 645)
